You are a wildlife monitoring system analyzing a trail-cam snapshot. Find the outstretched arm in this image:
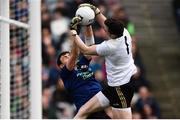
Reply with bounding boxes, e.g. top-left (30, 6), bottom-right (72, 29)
top-left (84, 25), bottom-right (96, 59)
top-left (69, 16), bottom-right (98, 56)
top-left (84, 25), bottom-right (95, 46)
top-left (65, 16), bottom-right (83, 70)
top-left (95, 13), bottom-right (107, 30)
top-left (71, 30), bottom-right (98, 56)
top-left (66, 36), bottom-right (79, 71)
